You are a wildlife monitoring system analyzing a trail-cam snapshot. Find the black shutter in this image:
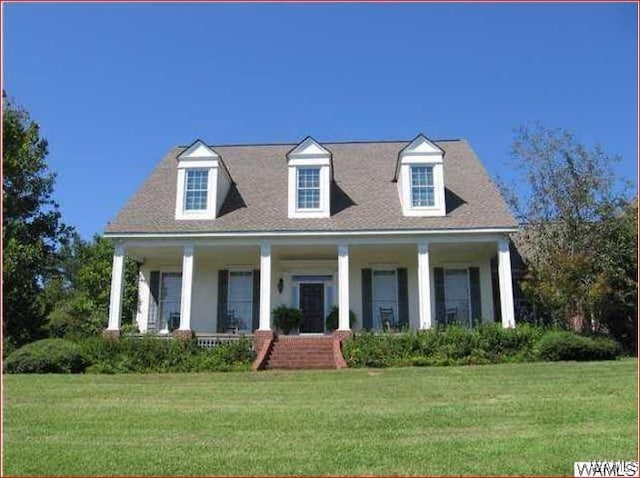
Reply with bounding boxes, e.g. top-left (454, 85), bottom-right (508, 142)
top-left (148, 271), bottom-right (160, 332)
top-left (469, 267), bottom-right (482, 325)
top-left (490, 257), bottom-right (502, 323)
top-left (362, 269), bottom-right (372, 330)
top-left (252, 269), bottom-right (260, 332)
top-left (217, 270), bottom-right (229, 332)
top-left (397, 268), bottom-right (409, 328)
top-left (434, 268), bottom-right (446, 325)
